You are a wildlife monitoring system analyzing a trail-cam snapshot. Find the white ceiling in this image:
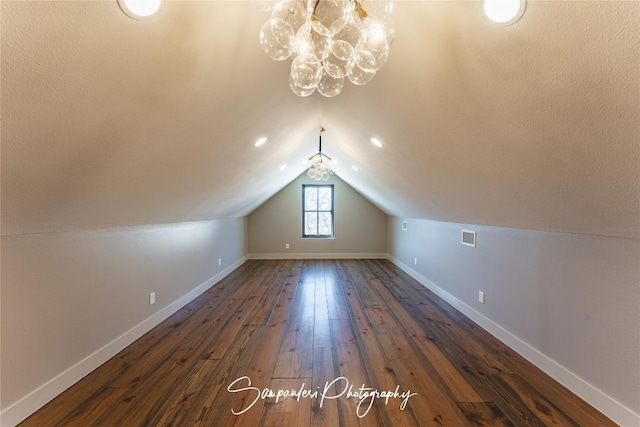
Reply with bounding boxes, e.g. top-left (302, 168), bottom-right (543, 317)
top-left (2, 1), bottom-right (639, 238)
